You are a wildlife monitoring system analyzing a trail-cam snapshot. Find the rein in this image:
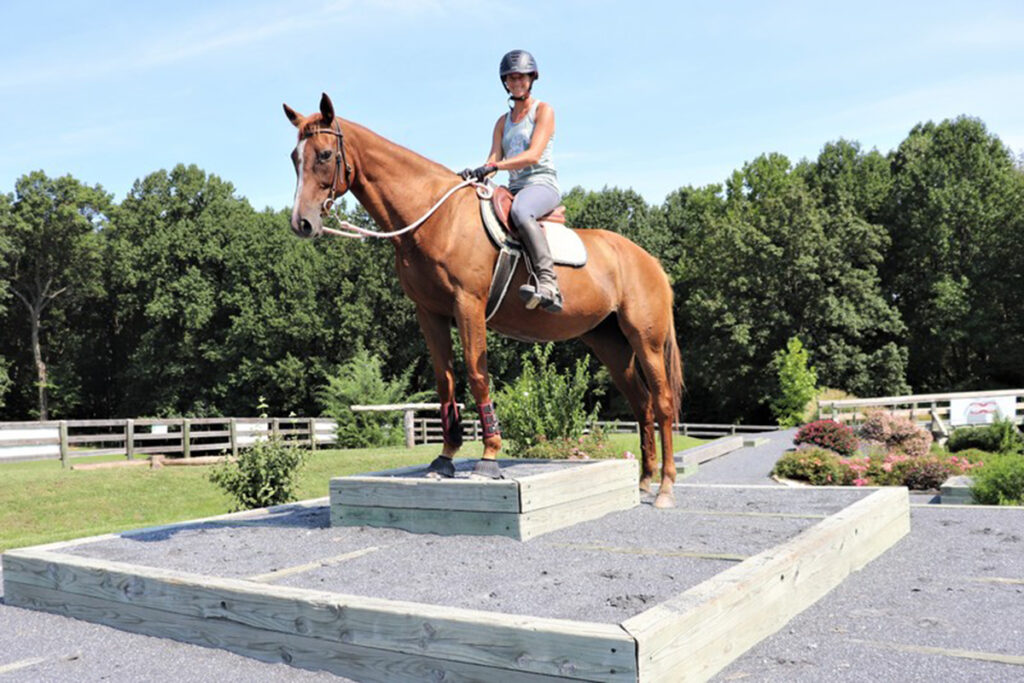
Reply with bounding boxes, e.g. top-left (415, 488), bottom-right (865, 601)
top-left (321, 176), bottom-right (493, 240)
top-left (303, 119), bottom-right (493, 240)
